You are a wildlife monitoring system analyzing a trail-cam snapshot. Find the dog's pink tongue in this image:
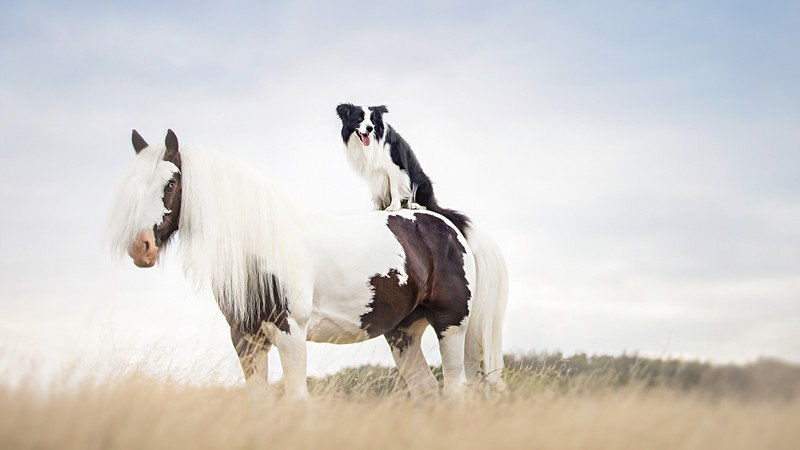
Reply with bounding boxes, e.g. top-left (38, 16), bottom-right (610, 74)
top-left (361, 134), bottom-right (371, 146)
